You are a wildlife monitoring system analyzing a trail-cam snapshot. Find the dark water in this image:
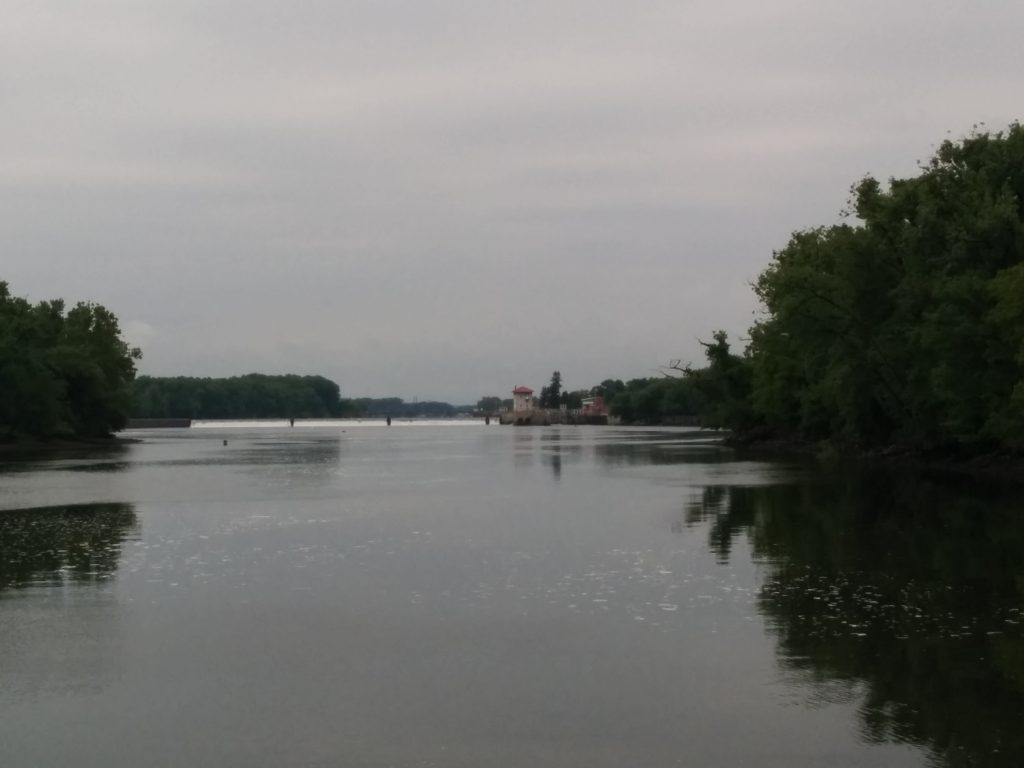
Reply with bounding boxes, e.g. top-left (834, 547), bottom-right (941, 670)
top-left (0, 426), bottom-right (1021, 767)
